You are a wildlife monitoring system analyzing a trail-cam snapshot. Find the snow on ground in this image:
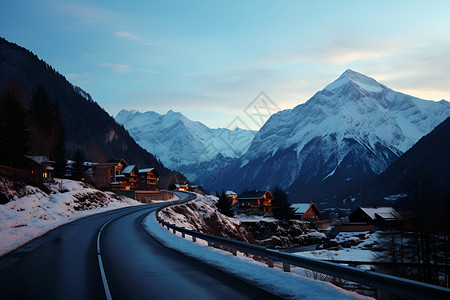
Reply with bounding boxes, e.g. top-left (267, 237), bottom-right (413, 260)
top-left (143, 212), bottom-right (372, 299)
top-left (0, 179), bottom-right (142, 257)
top-left (294, 232), bottom-right (383, 268)
top-left (234, 213), bottom-right (278, 222)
